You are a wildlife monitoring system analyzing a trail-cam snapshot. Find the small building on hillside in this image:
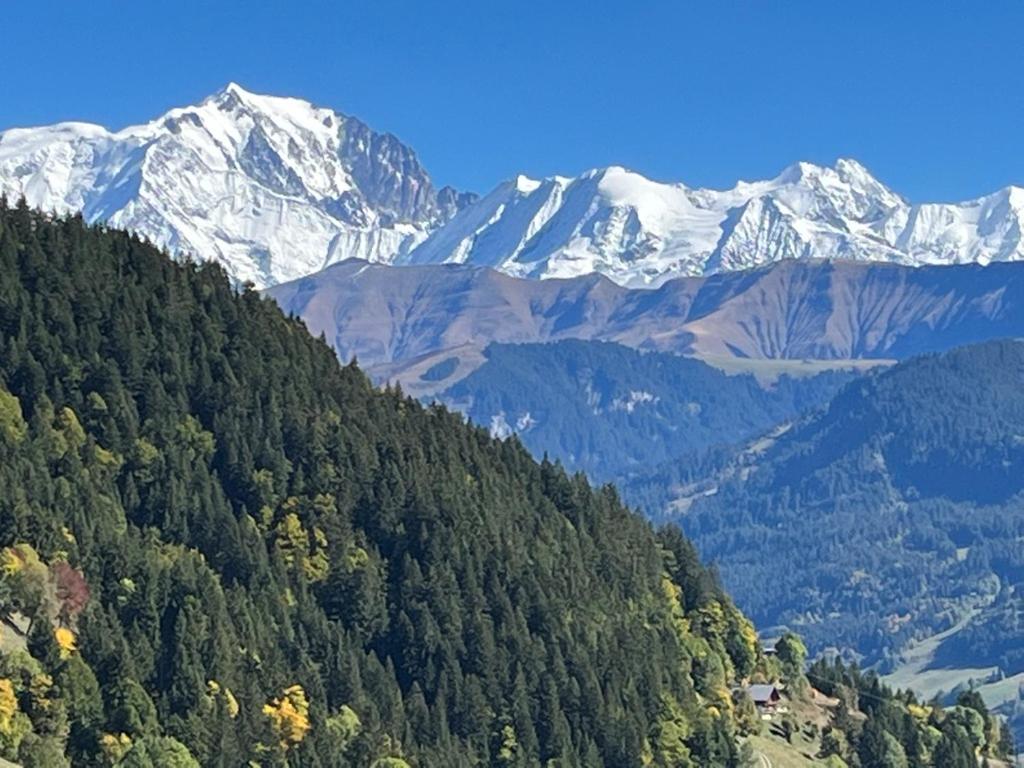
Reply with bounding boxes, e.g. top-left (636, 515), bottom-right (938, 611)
top-left (747, 684), bottom-right (782, 714)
